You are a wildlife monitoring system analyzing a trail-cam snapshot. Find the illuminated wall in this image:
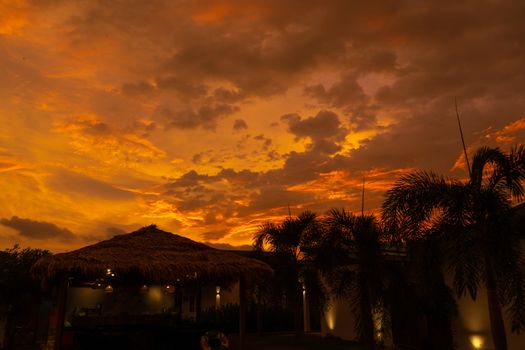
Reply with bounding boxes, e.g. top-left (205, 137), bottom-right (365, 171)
top-left (454, 288), bottom-right (525, 350)
top-left (449, 241), bottom-right (525, 350)
top-left (320, 297), bottom-right (358, 341)
top-left (321, 287), bottom-right (525, 350)
top-left (199, 282), bottom-right (239, 311)
top-left (65, 285), bottom-right (175, 322)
